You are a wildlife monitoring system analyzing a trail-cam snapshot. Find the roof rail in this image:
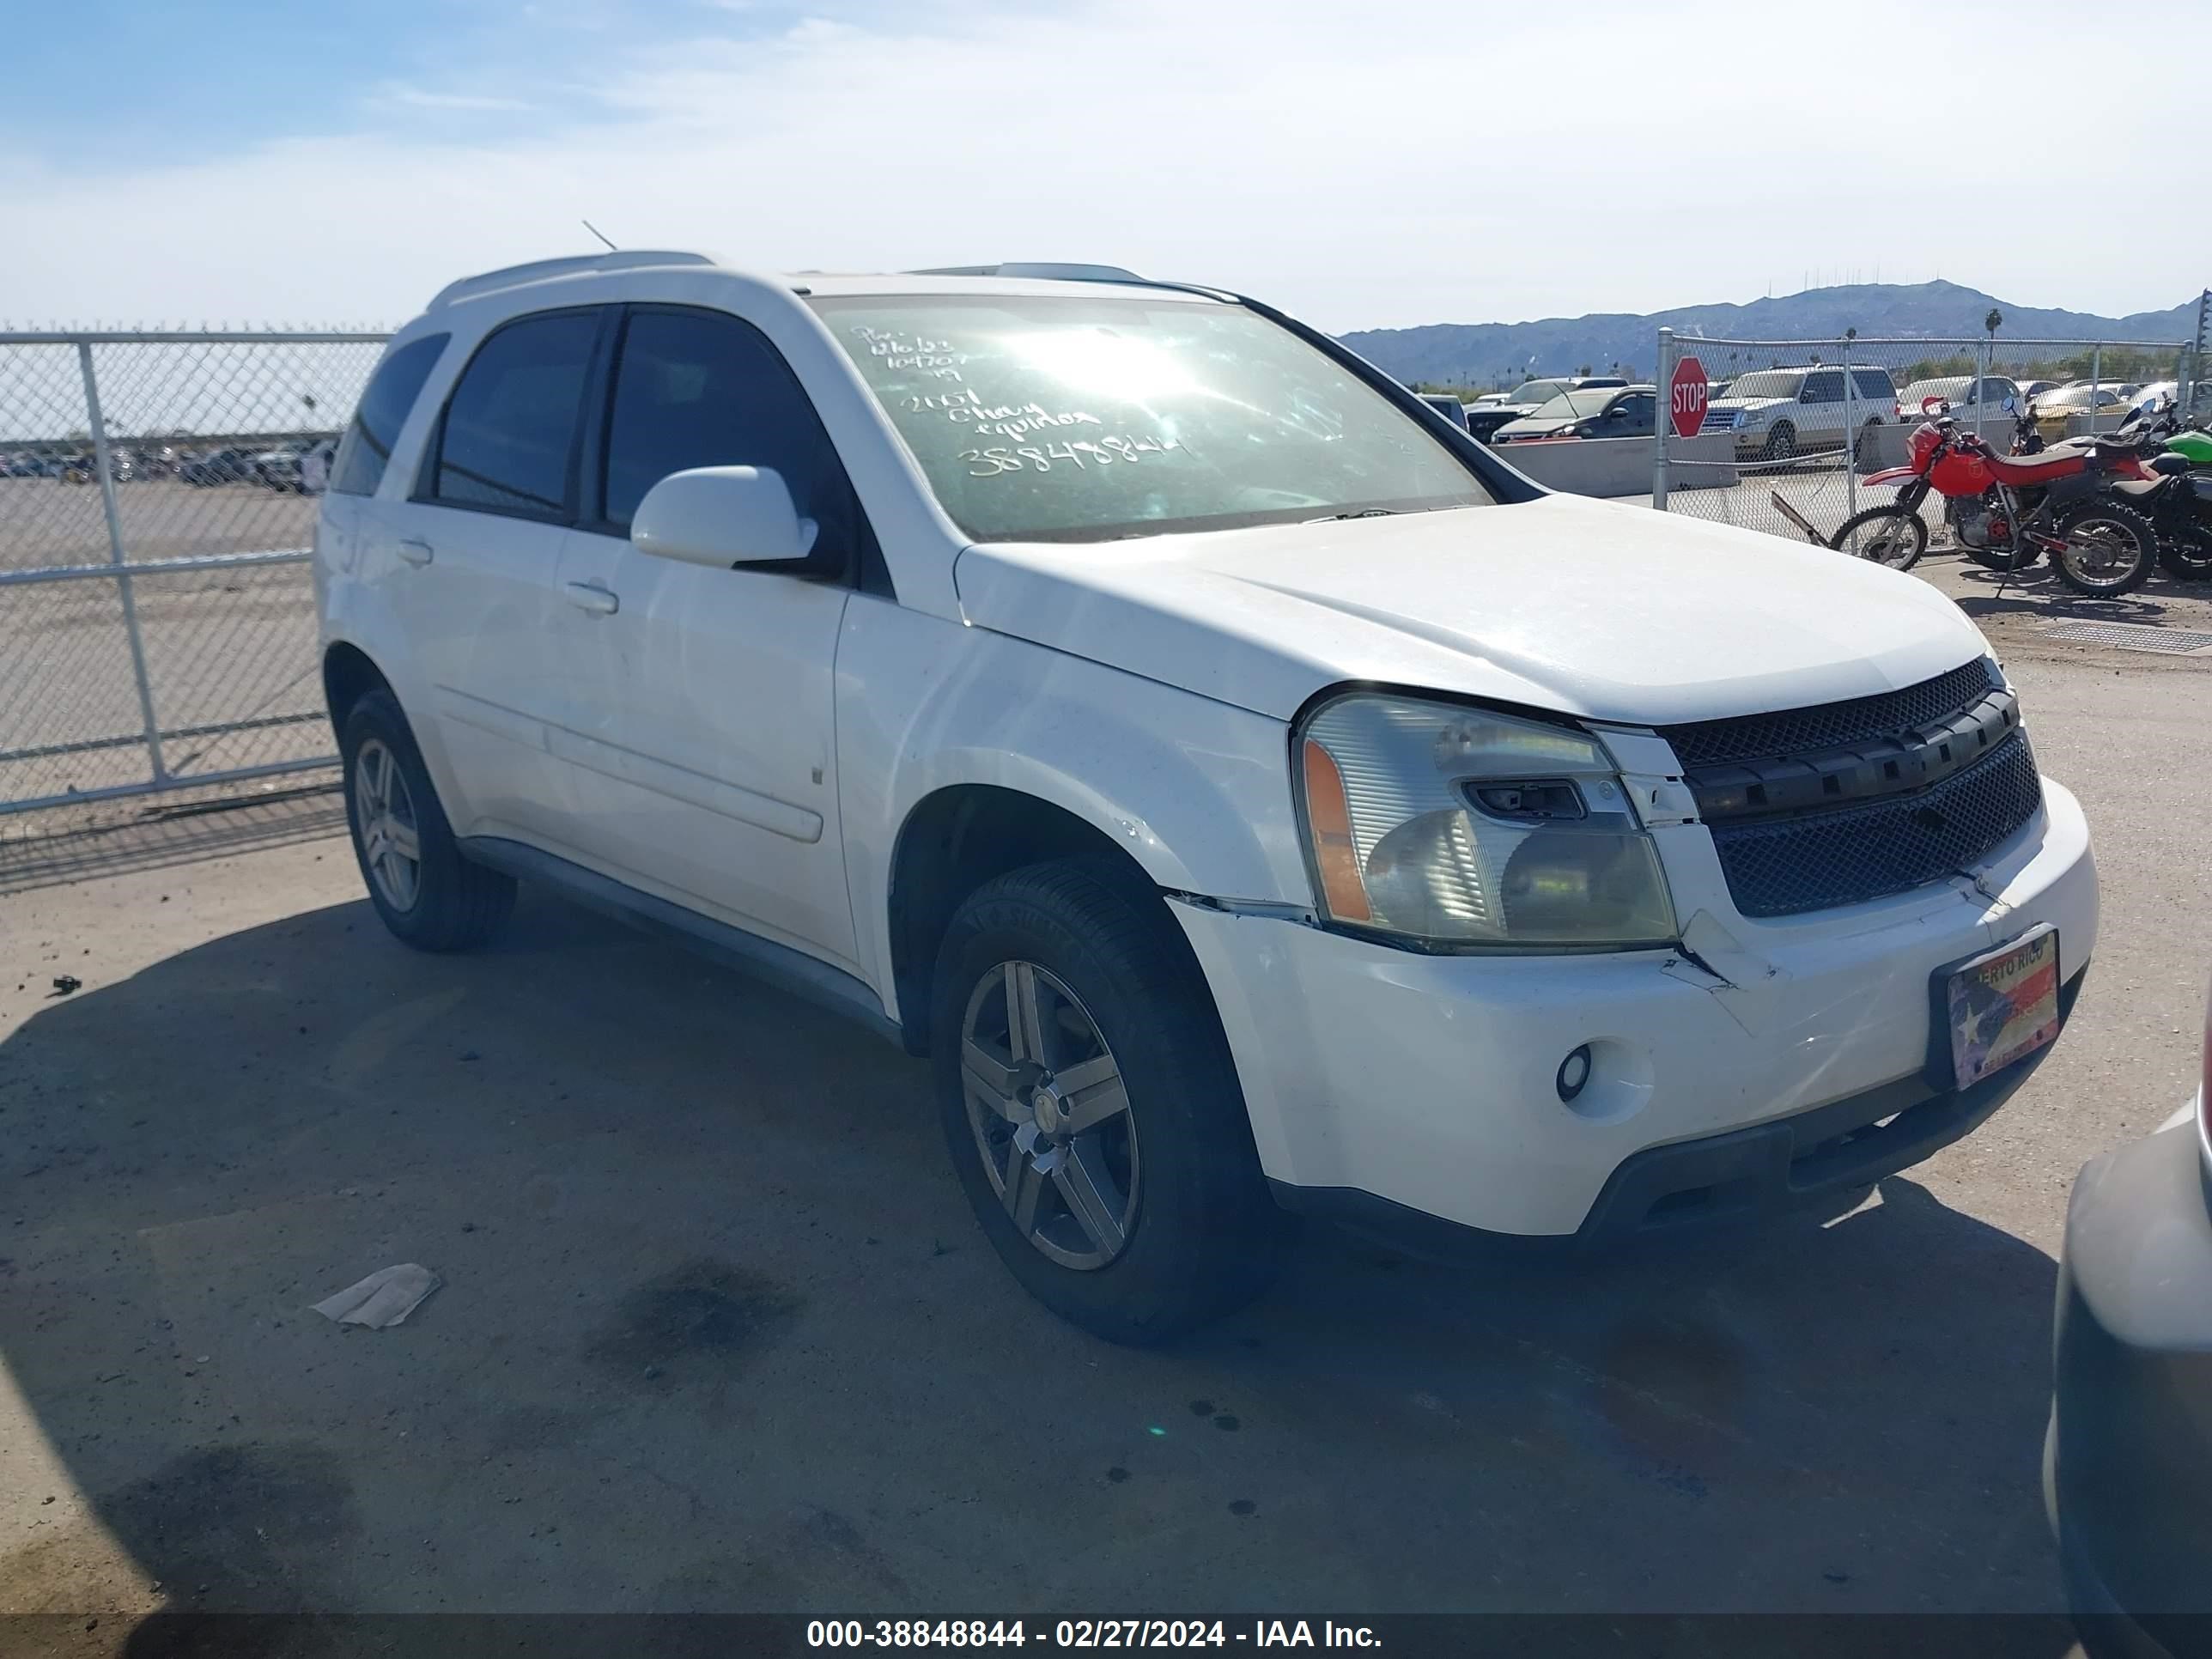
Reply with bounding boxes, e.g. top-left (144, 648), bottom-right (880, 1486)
top-left (903, 262), bottom-right (1147, 283)
top-left (426, 250), bottom-right (721, 311)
